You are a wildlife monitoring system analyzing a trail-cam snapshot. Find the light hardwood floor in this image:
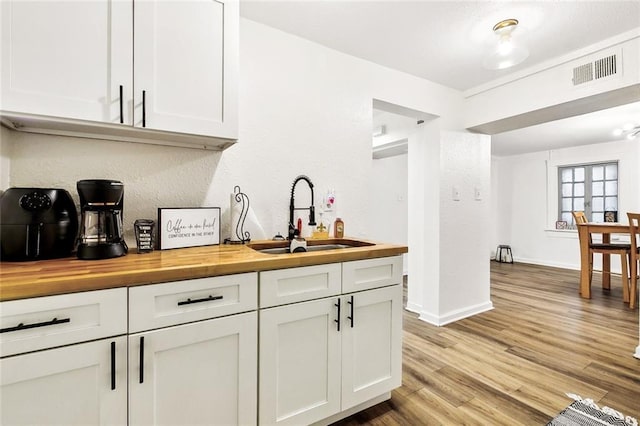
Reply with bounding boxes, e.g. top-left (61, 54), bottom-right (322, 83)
top-left (332, 262), bottom-right (640, 425)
